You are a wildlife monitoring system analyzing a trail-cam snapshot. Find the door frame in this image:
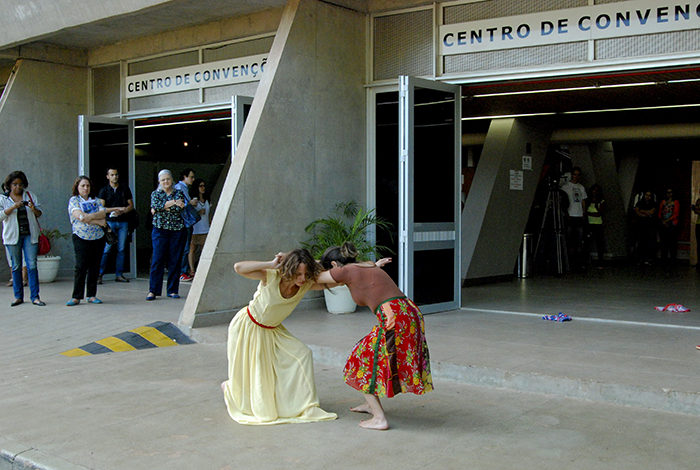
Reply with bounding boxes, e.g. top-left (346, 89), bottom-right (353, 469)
top-left (78, 115), bottom-right (137, 280)
top-left (398, 75), bottom-right (462, 313)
